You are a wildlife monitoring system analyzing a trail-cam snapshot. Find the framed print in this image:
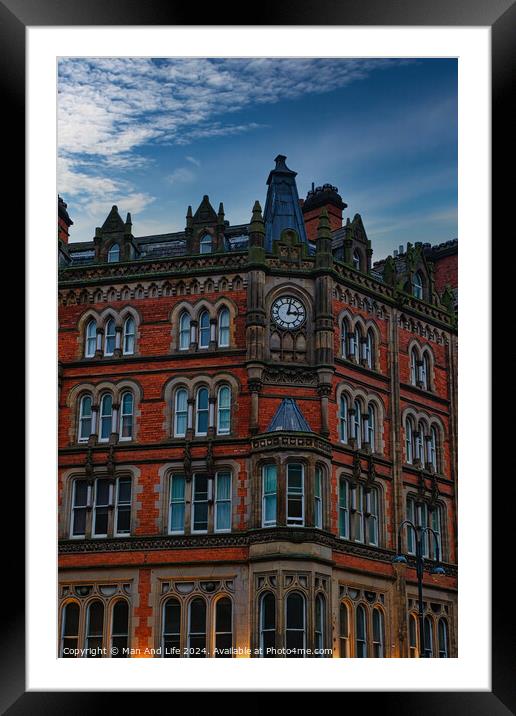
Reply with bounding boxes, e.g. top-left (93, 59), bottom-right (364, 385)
top-left (6, 0), bottom-right (512, 709)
